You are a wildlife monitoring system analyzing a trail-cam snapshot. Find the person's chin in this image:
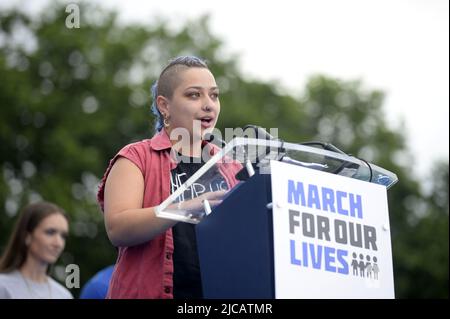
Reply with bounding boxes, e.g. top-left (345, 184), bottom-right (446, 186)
top-left (202, 126), bottom-right (215, 135)
top-left (44, 254), bottom-right (59, 264)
